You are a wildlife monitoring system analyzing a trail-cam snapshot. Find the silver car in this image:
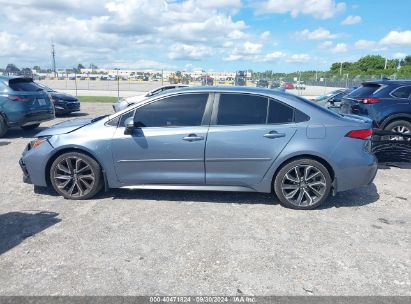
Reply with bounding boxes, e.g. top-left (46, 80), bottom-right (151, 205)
top-left (112, 84), bottom-right (189, 112)
top-left (20, 87), bottom-right (377, 209)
